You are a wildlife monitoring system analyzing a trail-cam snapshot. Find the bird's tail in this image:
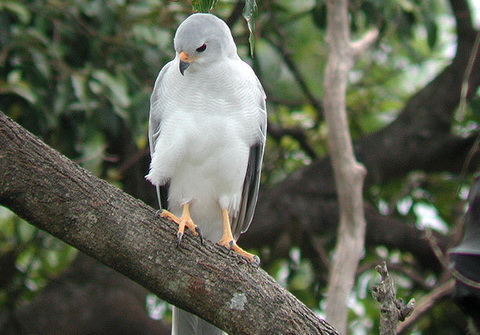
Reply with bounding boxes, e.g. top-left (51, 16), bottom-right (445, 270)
top-left (171, 307), bottom-right (226, 335)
